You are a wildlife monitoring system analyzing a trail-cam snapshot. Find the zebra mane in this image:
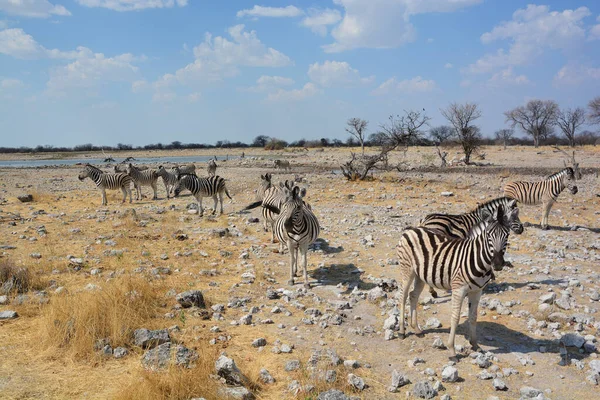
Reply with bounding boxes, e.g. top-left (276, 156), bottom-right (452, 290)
top-left (85, 164), bottom-right (104, 173)
top-left (467, 218), bottom-right (491, 239)
top-left (473, 196), bottom-right (512, 214)
top-left (545, 167), bottom-right (572, 180)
